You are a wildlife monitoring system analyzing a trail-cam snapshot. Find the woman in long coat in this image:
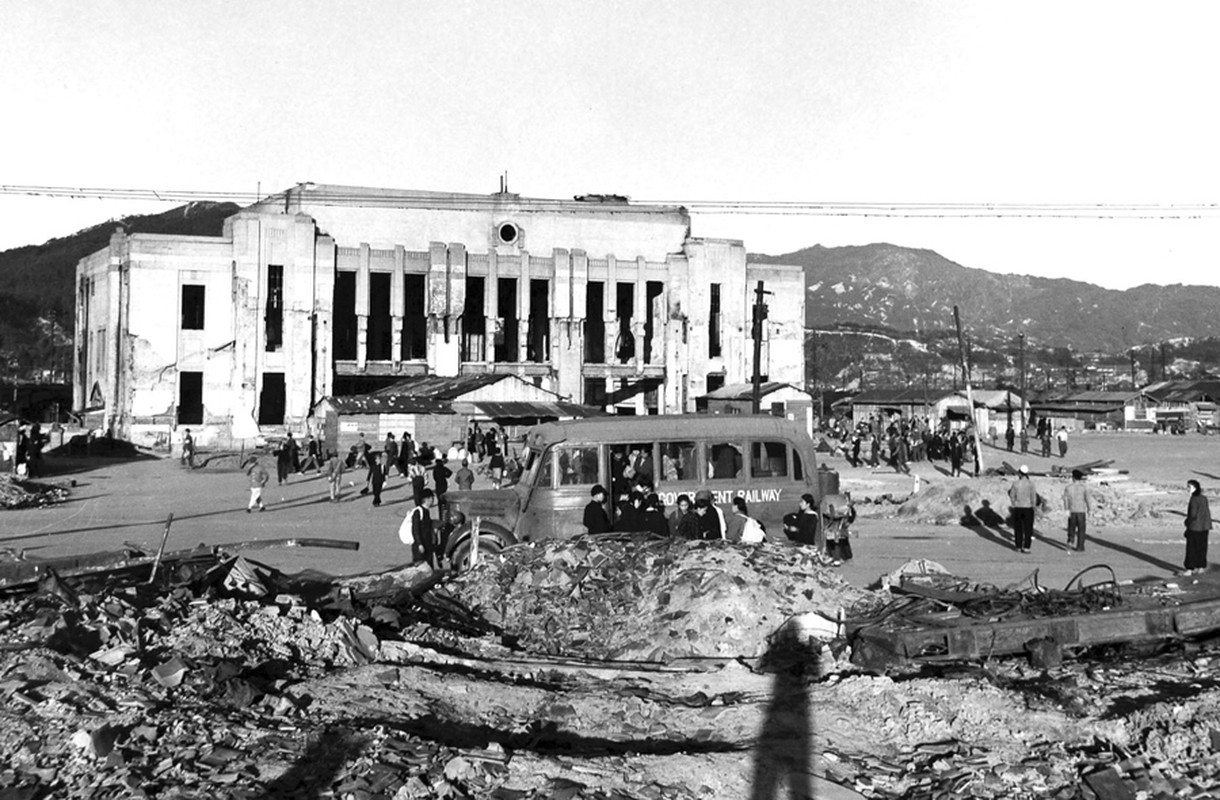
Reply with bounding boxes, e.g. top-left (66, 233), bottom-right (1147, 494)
top-left (1184, 479), bottom-right (1213, 575)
